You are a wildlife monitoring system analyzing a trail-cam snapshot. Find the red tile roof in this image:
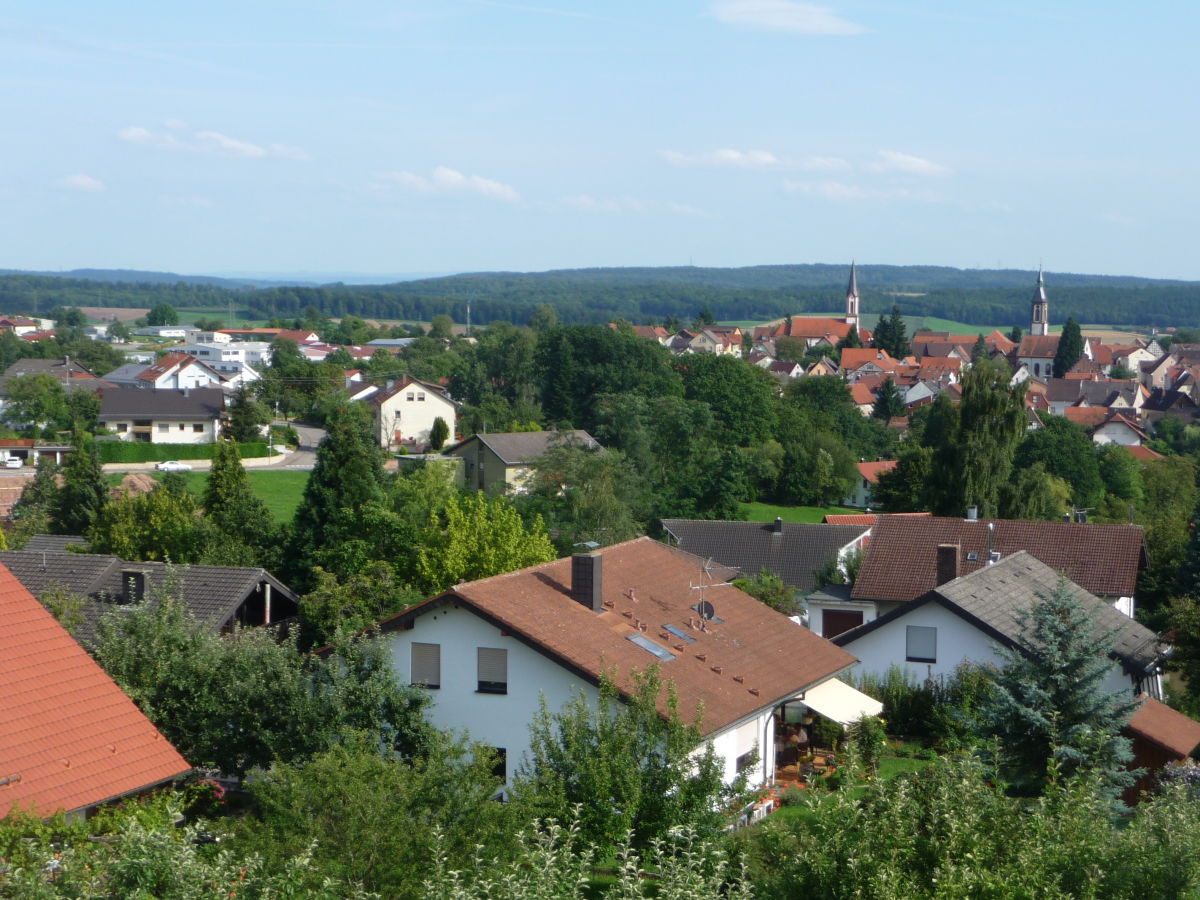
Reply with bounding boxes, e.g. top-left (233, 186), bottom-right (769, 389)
top-left (1126, 695), bottom-right (1200, 758)
top-left (1126, 445), bottom-right (1164, 461)
top-left (1064, 406), bottom-right (1111, 427)
top-left (381, 538), bottom-right (857, 735)
top-left (852, 515), bottom-right (1148, 603)
top-left (824, 512), bottom-right (931, 526)
top-left (0, 563), bottom-right (189, 817)
top-left (849, 383), bottom-right (876, 405)
top-left (1017, 335), bottom-right (1060, 359)
top-left (856, 460), bottom-right (897, 483)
